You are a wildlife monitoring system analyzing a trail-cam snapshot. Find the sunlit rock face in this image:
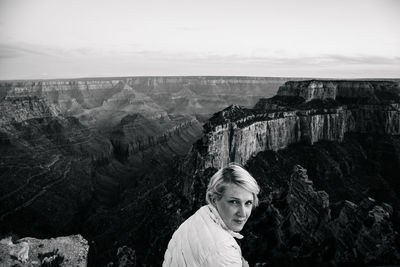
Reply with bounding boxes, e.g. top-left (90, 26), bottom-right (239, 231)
top-left (188, 80), bottom-right (400, 171)
top-left (0, 96), bottom-right (60, 125)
